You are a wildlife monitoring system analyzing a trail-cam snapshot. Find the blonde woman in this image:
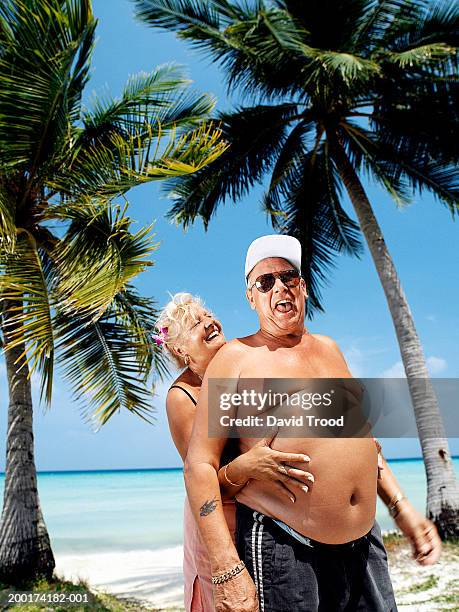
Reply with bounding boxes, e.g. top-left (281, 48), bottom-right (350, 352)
top-left (156, 293), bottom-right (441, 612)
